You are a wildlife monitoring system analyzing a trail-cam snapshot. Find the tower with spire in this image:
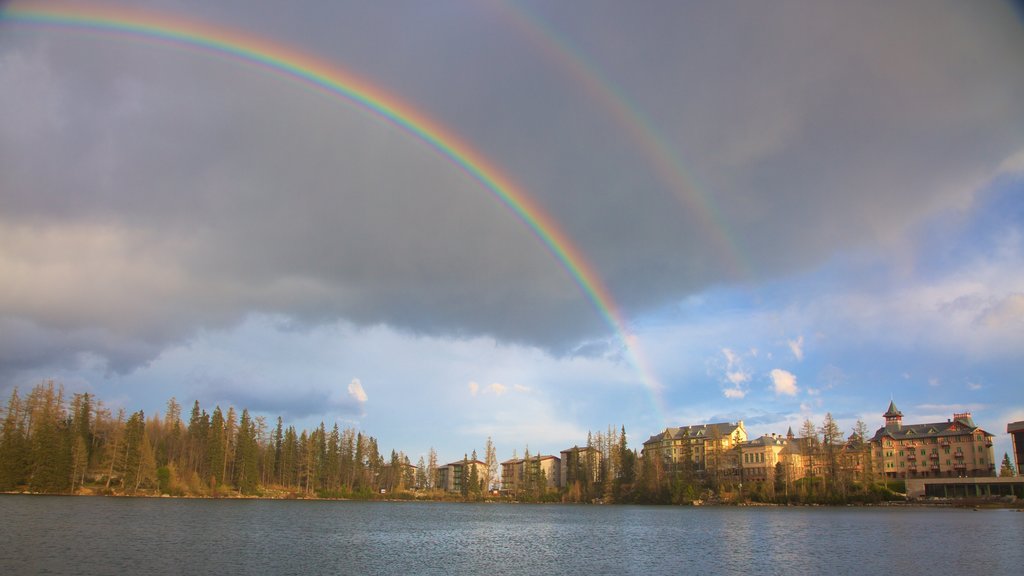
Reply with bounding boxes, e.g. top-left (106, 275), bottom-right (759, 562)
top-left (883, 400), bottom-right (903, 430)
